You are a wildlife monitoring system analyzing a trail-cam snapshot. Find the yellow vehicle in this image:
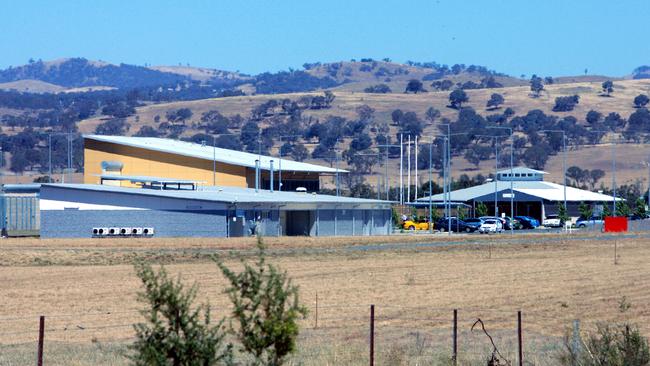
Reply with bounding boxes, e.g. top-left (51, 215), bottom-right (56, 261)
top-left (403, 219), bottom-right (432, 231)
